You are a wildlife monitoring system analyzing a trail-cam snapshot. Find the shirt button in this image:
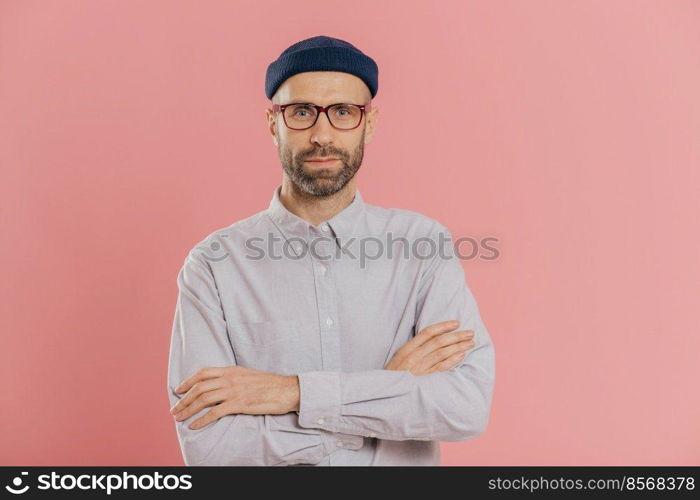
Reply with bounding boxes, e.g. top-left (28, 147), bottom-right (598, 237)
top-left (336, 440), bottom-right (345, 447)
top-left (316, 417), bottom-right (325, 425)
top-left (326, 317), bottom-right (333, 327)
top-left (319, 265), bottom-right (326, 275)
top-left (369, 432), bottom-right (377, 438)
top-left (321, 224), bottom-right (329, 232)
